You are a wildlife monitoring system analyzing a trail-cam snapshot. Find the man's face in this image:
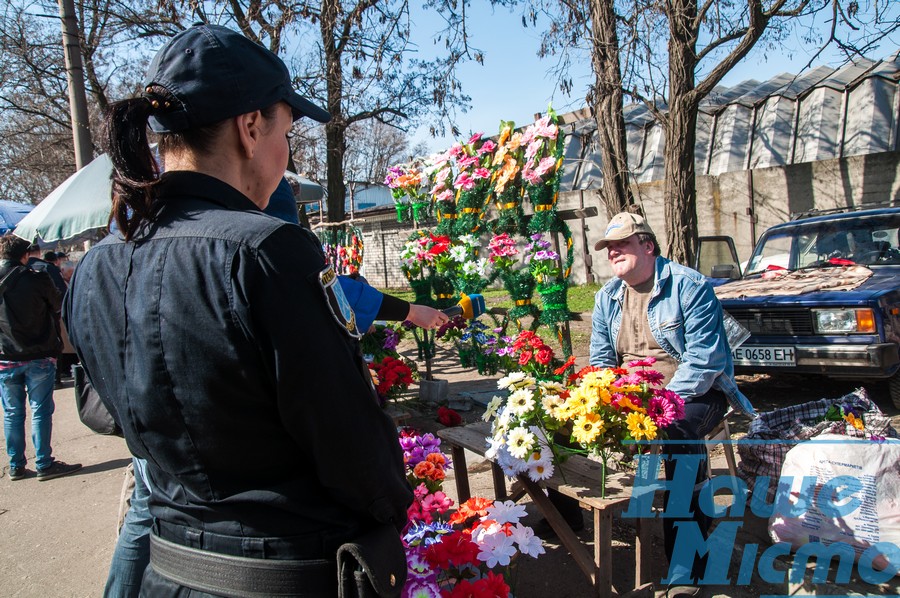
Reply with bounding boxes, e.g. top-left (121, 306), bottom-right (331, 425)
top-left (606, 235), bottom-right (656, 286)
